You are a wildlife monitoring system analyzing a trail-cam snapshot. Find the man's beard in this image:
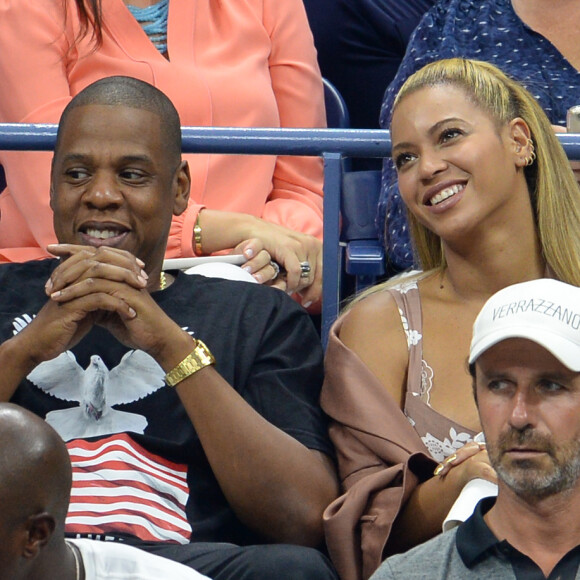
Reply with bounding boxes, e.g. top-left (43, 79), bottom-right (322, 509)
top-left (487, 427), bottom-right (580, 500)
